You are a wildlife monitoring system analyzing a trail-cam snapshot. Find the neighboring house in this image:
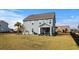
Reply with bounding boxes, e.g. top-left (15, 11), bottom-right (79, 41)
top-left (56, 26), bottom-right (70, 33)
top-left (0, 20), bottom-right (10, 32)
top-left (23, 13), bottom-right (56, 35)
top-left (78, 25), bottom-right (79, 31)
